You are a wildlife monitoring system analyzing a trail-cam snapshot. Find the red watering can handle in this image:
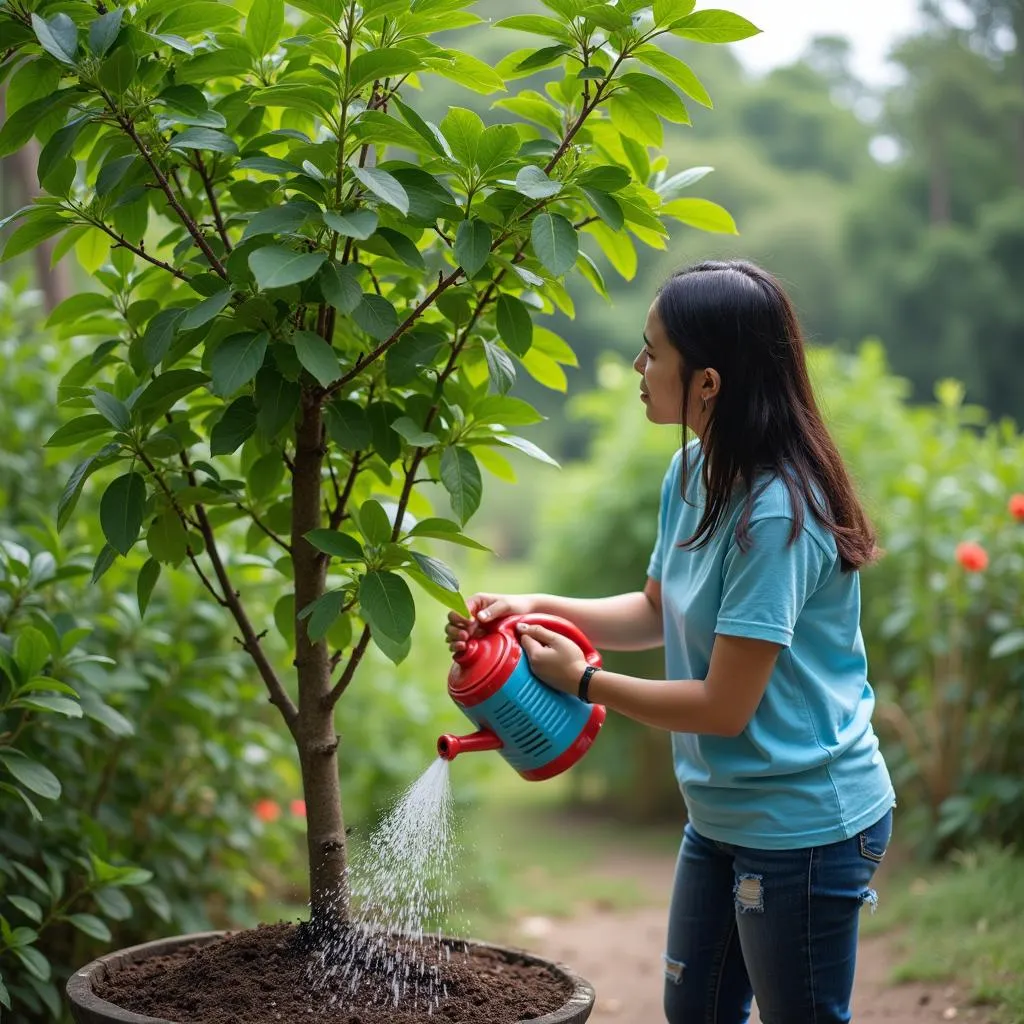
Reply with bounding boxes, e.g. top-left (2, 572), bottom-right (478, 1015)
top-left (497, 613), bottom-right (602, 668)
